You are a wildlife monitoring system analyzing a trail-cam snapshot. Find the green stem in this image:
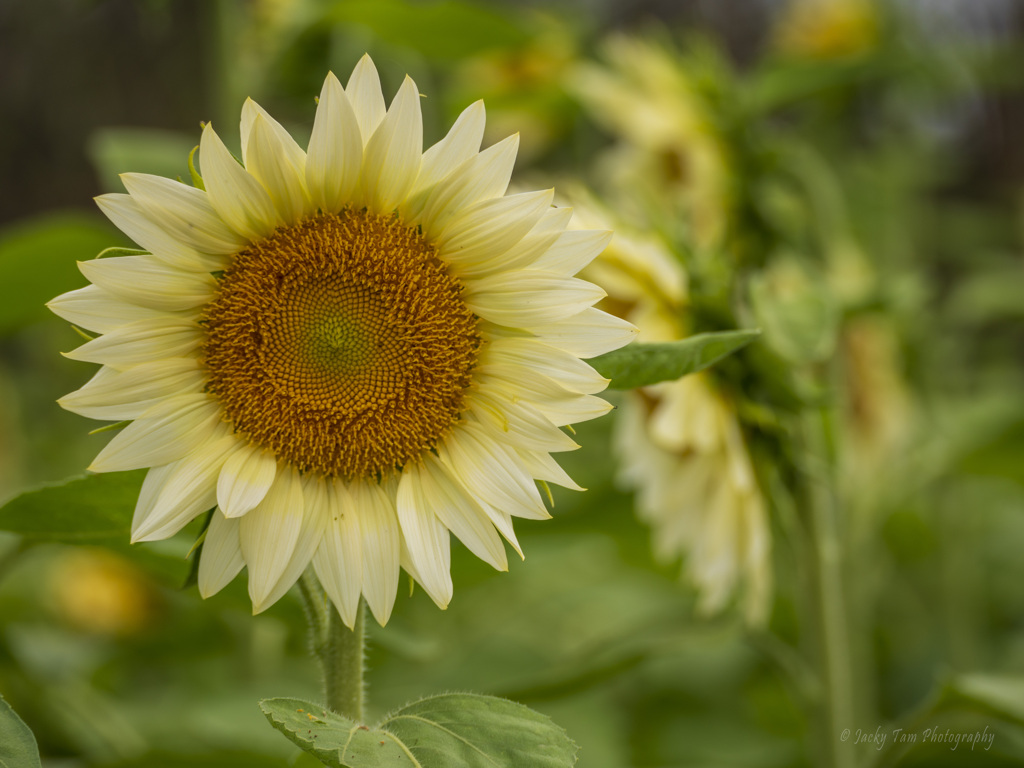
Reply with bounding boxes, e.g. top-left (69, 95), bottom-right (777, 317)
top-left (804, 409), bottom-right (857, 768)
top-left (298, 571), bottom-right (366, 722)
